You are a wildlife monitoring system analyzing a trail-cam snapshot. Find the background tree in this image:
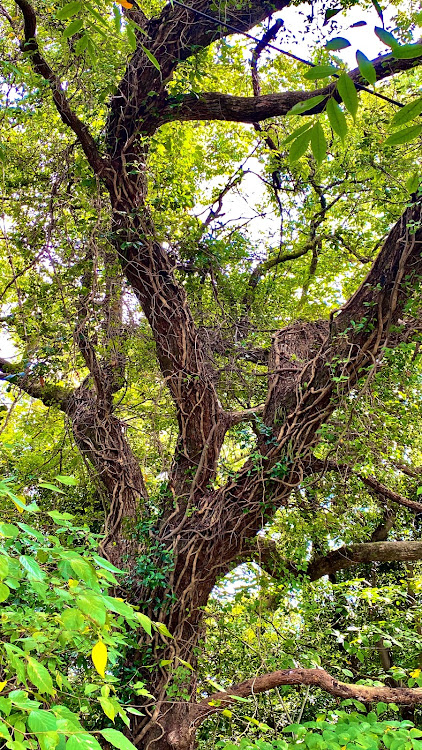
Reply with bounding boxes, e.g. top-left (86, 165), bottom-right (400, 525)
top-left (1, 0), bottom-right (422, 748)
